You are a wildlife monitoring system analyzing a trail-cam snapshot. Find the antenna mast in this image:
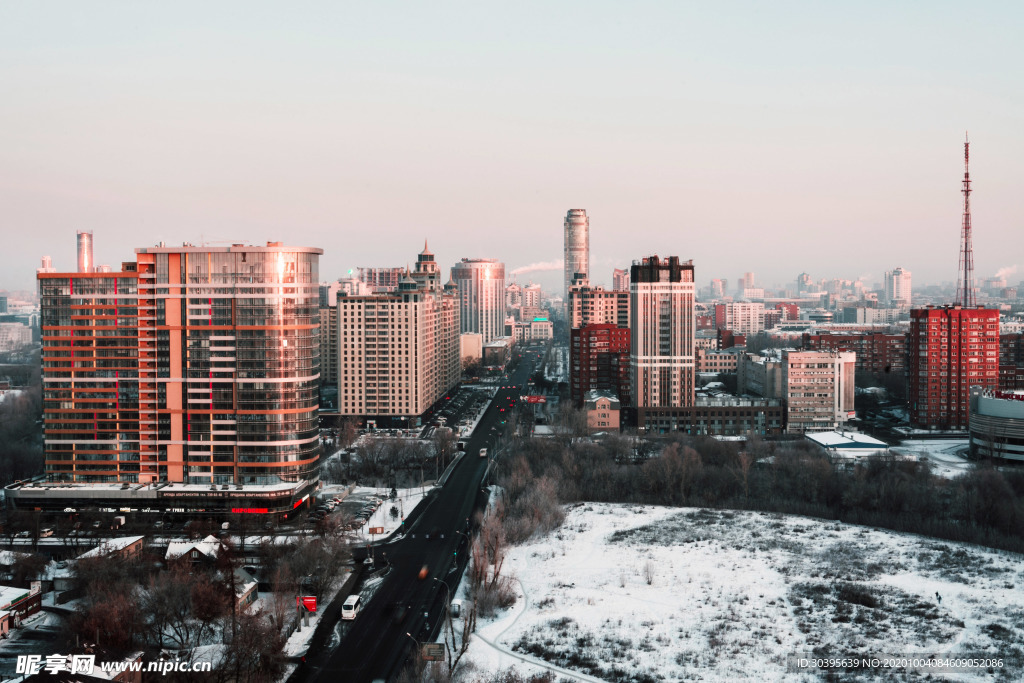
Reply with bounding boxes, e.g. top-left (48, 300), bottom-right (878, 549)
top-left (955, 134), bottom-right (976, 307)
